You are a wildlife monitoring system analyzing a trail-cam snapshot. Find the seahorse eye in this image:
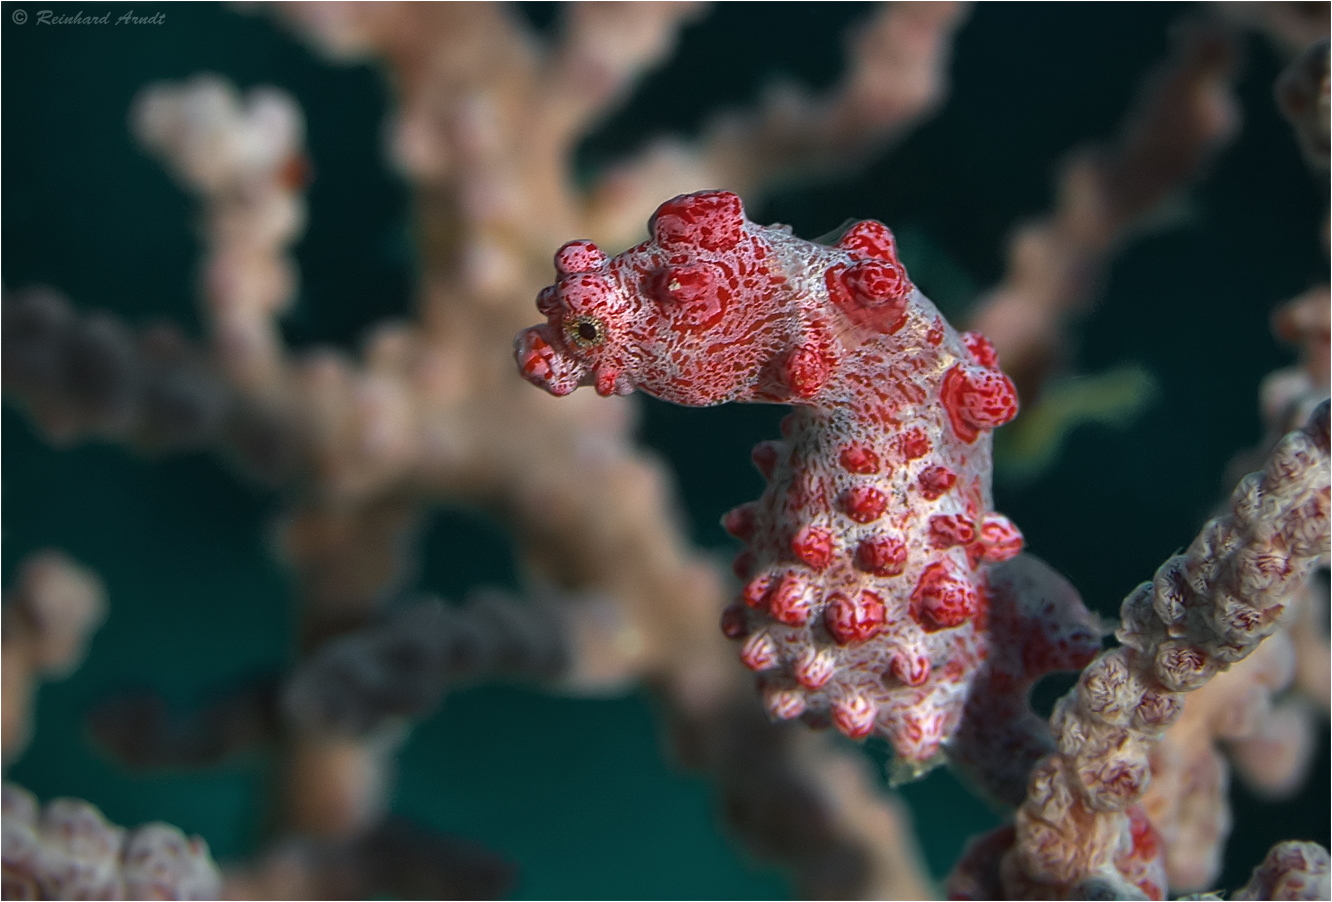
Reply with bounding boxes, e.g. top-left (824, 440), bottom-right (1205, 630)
top-left (566, 315), bottom-right (606, 349)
